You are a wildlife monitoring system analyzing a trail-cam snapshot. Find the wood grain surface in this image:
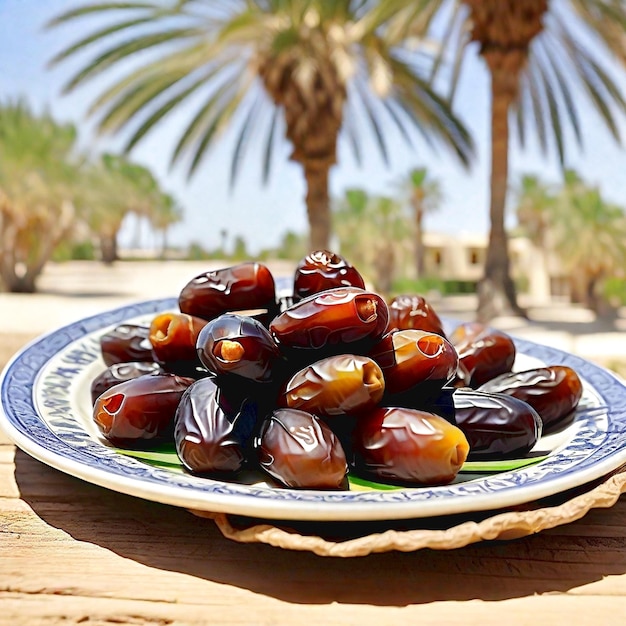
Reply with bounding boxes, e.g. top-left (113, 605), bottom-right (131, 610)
top-left (2, 336), bottom-right (626, 626)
